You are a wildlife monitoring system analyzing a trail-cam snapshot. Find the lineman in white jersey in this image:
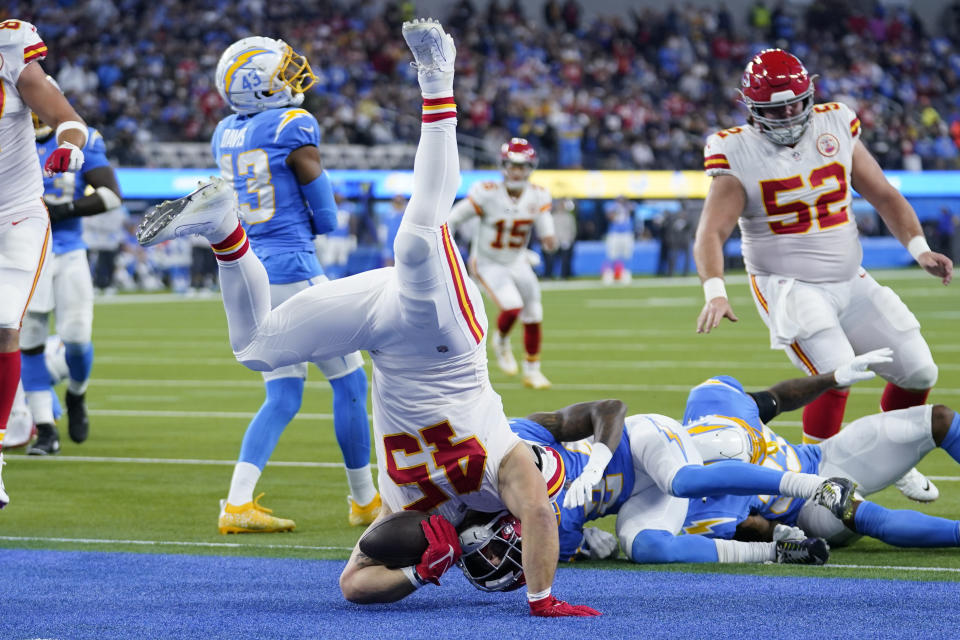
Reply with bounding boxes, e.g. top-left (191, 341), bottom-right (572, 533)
top-left (136, 19), bottom-right (597, 617)
top-left (0, 18), bottom-right (88, 509)
top-left (447, 138), bottom-right (557, 389)
top-left (692, 49), bottom-right (952, 500)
